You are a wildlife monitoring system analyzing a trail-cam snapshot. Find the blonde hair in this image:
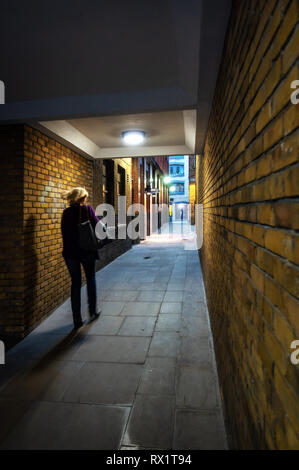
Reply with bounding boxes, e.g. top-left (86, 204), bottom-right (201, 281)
top-left (61, 187), bottom-right (88, 205)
